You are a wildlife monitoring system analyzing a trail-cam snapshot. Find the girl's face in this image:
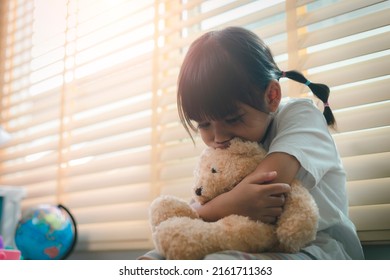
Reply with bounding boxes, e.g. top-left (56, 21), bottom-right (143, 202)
top-left (196, 103), bottom-right (273, 149)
